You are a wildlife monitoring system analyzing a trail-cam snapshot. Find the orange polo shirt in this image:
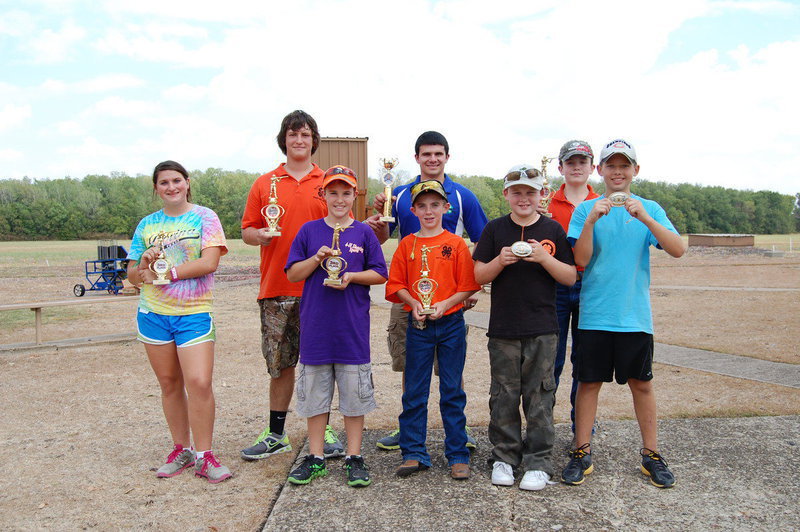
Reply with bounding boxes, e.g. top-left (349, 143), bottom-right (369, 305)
top-left (241, 163), bottom-right (327, 299)
top-left (548, 183), bottom-right (598, 273)
top-left (386, 230), bottom-right (481, 316)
